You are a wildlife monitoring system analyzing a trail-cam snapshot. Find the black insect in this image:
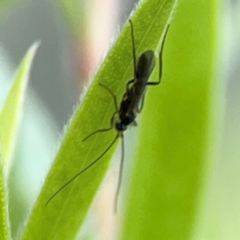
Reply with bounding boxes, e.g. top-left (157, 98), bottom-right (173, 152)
top-left (45, 20), bottom-right (170, 211)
